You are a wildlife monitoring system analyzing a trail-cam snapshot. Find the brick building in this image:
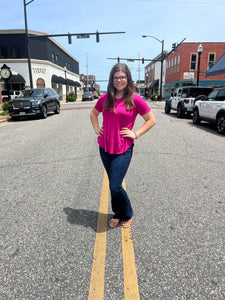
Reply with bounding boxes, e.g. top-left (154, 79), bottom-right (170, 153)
top-left (164, 42), bottom-right (225, 99)
top-left (80, 74), bottom-right (100, 93)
